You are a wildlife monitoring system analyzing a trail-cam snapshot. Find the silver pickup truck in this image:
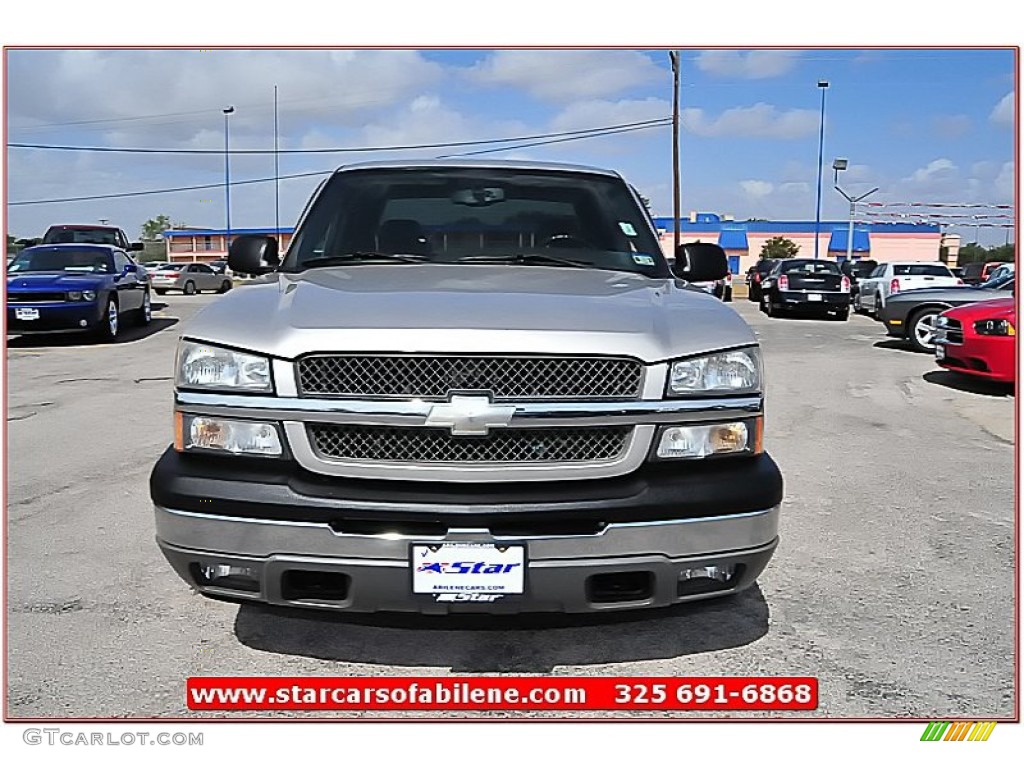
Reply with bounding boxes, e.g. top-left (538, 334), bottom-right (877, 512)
top-left (150, 159), bottom-right (783, 614)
